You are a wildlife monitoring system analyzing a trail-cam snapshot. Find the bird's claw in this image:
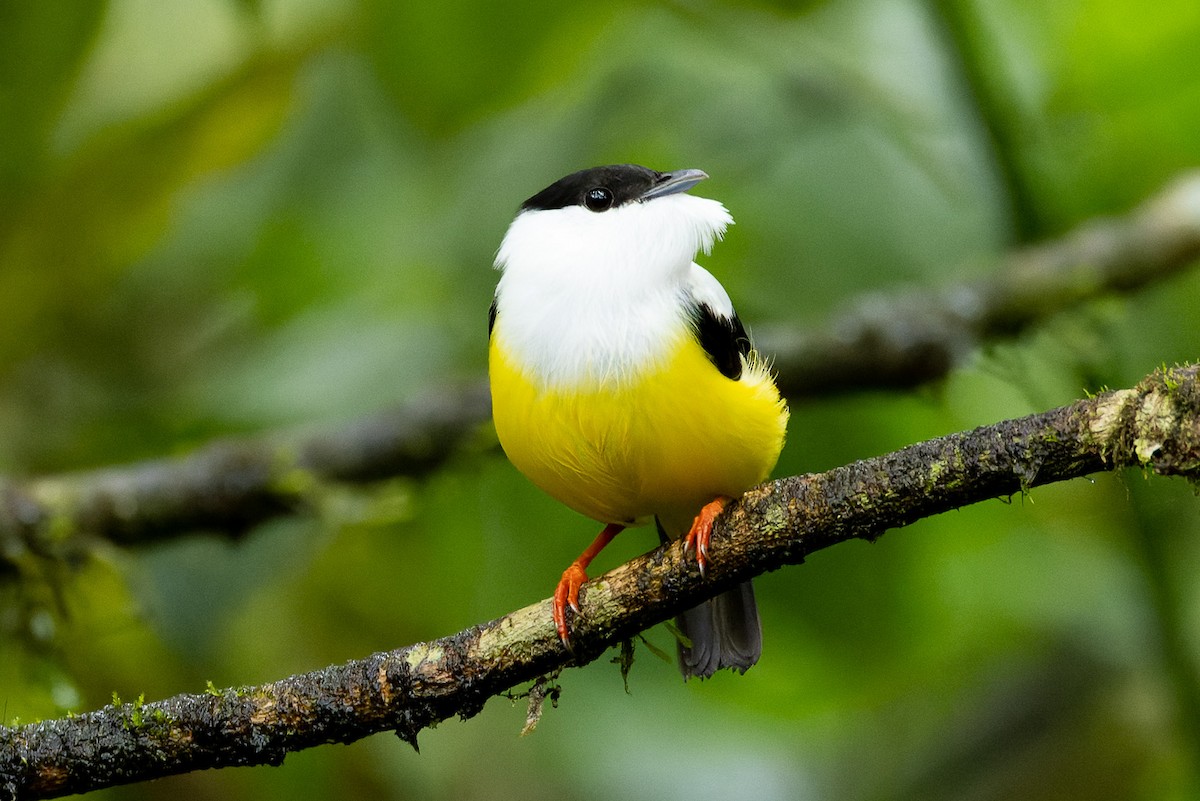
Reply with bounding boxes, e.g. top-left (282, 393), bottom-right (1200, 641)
top-left (553, 563), bottom-right (588, 647)
top-left (684, 497), bottom-right (730, 577)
